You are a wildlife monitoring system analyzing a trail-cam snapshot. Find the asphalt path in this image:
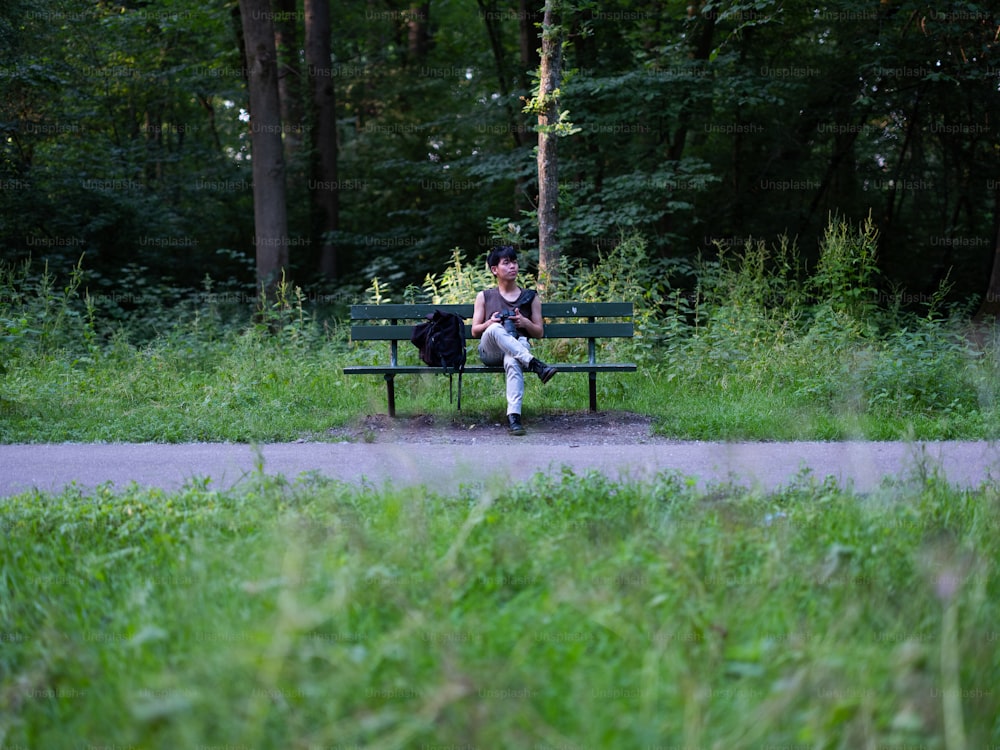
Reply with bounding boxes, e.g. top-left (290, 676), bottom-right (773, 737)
top-left (2, 440), bottom-right (998, 497)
